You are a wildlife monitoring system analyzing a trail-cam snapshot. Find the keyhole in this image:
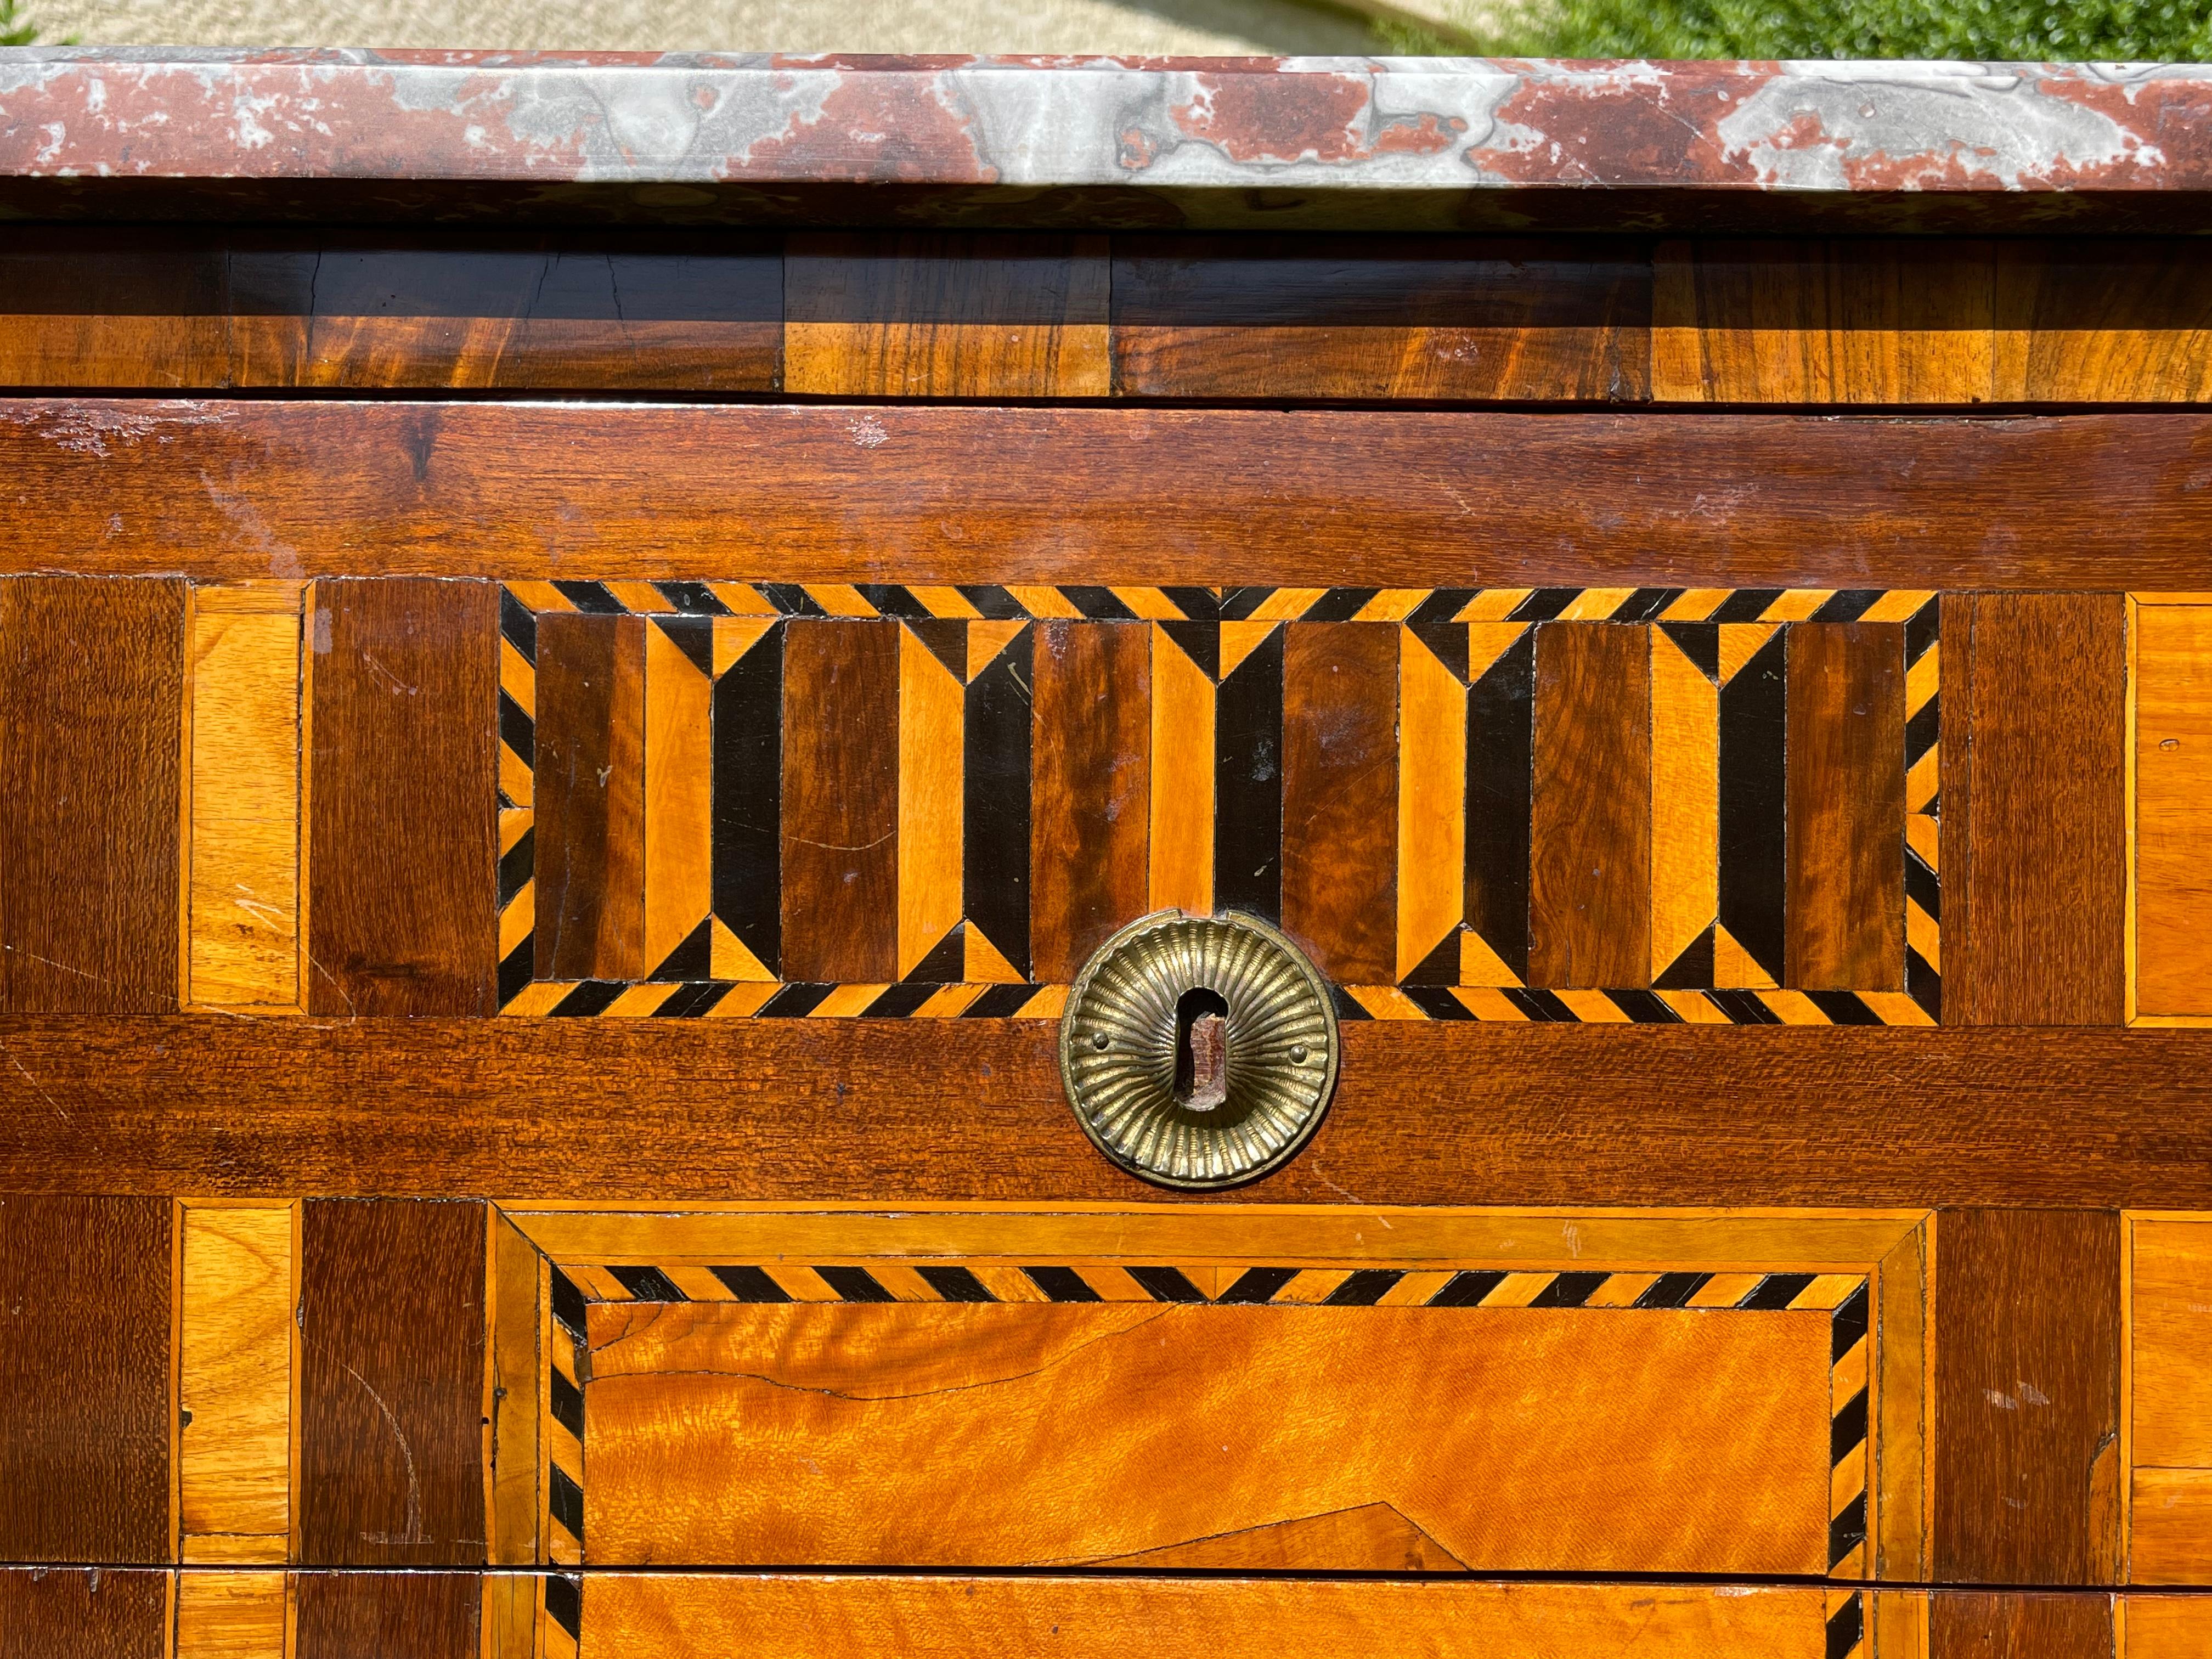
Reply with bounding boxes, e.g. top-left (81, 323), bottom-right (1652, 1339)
top-left (1175, 987), bottom-right (1231, 1111)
